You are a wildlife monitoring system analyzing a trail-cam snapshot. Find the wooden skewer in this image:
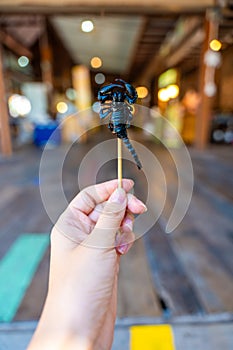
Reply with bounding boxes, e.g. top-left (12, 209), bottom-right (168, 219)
top-left (117, 138), bottom-right (122, 188)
